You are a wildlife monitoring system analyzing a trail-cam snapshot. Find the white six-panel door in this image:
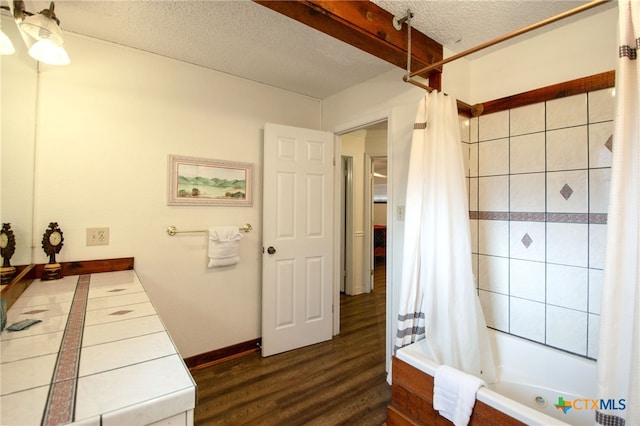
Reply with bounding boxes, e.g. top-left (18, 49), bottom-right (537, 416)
top-left (262, 123), bottom-right (334, 357)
